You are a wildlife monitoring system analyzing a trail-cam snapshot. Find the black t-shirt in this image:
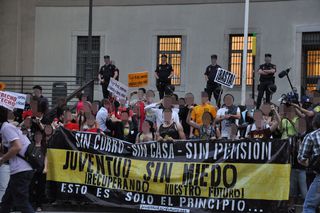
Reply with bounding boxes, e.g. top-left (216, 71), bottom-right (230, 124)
top-left (155, 64), bottom-right (173, 84)
top-left (99, 64), bottom-right (119, 83)
top-left (205, 64), bottom-right (221, 84)
top-left (258, 63), bottom-right (276, 82)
